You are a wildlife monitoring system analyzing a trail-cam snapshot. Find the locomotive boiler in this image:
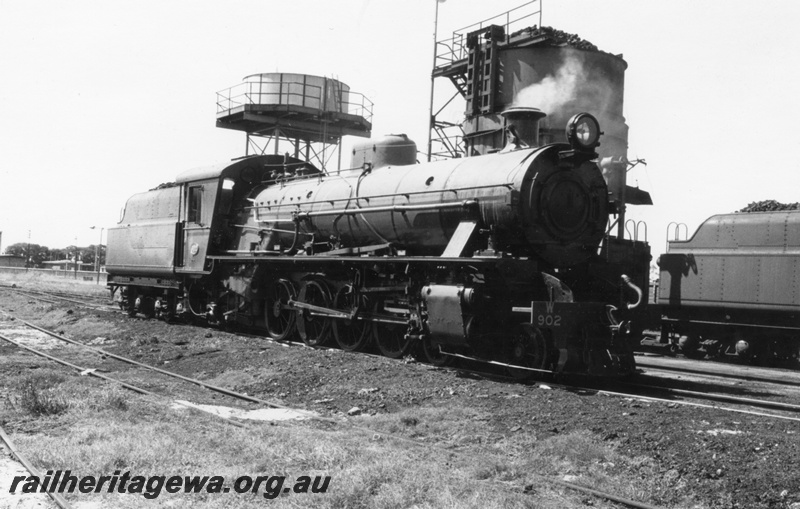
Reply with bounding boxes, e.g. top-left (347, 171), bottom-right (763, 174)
top-left (106, 113), bottom-right (638, 377)
top-left (244, 132), bottom-right (608, 266)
